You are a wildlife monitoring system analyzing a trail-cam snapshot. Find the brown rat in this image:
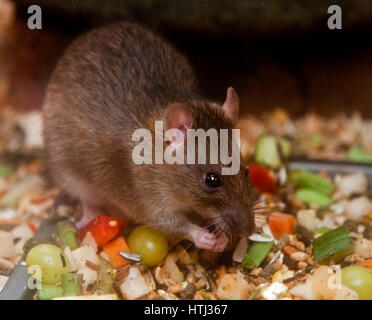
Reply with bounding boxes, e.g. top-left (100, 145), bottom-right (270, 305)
top-left (43, 22), bottom-right (255, 252)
